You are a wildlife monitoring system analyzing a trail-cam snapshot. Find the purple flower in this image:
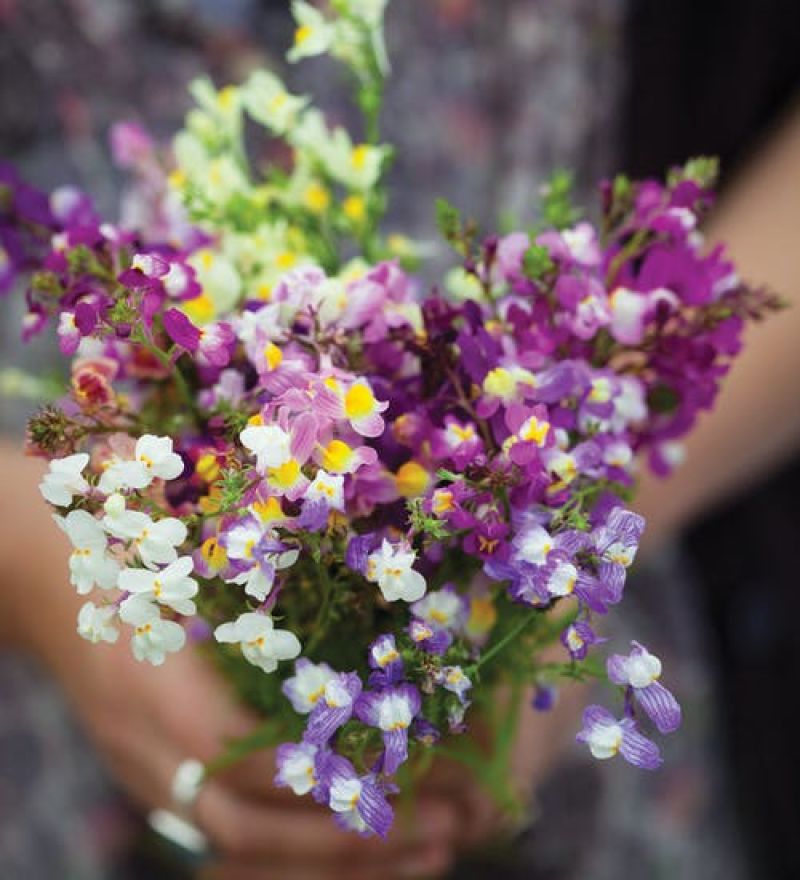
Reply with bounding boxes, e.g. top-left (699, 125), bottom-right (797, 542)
top-left (576, 705), bottom-right (662, 770)
top-left (407, 618), bottom-right (452, 655)
top-left (275, 741), bottom-right (320, 795)
top-left (355, 683), bottom-right (421, 775)
top-left (368, 634), bottom-right (404, 686)
top-left (163, 308), bottom-right (235, 368)
top-left (607, 641), bottom-right (681, 734)
top-left (327, 758), bottom-right (394, 837)
top-left (283, 658), bottom-right (337, 715)
top-left (304, 672), bottom-right (363, 744)
top-left (532, 685), bottom-right (556, 712)
top-left (561, 619), bottom-right (601, 660)
top-left (435, 665), bottom-right (472, 704)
